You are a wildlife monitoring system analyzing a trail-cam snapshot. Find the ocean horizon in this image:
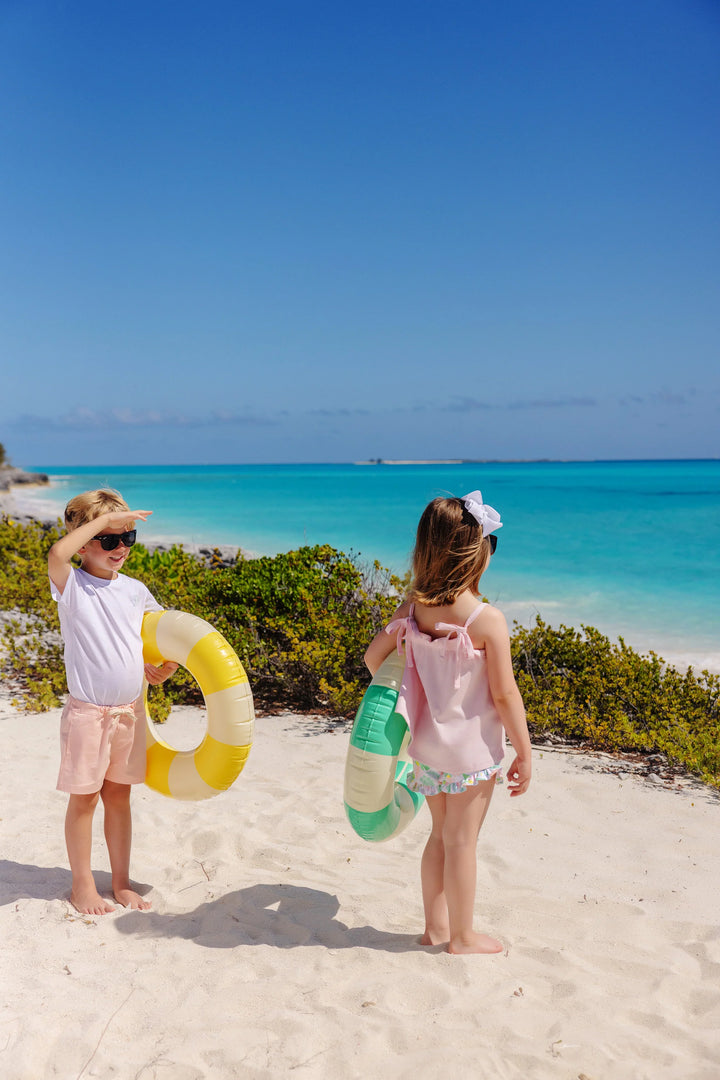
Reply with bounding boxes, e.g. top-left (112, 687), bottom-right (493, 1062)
top-left (12, 459), bottom-right (720, 675)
